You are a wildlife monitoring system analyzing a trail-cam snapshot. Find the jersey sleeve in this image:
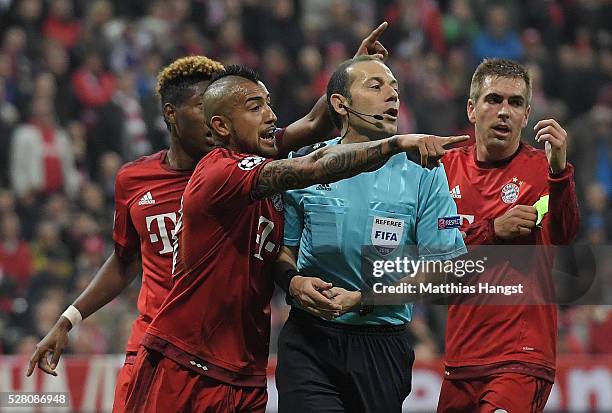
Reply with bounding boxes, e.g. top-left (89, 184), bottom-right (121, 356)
top-left (463, 218), bottom-right (498, 245)
top-left (415, 165), bottom-right (467, 260)
top-left (113, 170), bottom-right (139, 258)
top-left (545, 162), bottom-right (580, 244)
top-left (282, 151), bottom-right (306, 246)
top-left (283, 189), bottom-right (303, 246)
top-left (189, 150), bottom-right (272, 212)
top-left (283, 152), bottom-right (304, 247)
